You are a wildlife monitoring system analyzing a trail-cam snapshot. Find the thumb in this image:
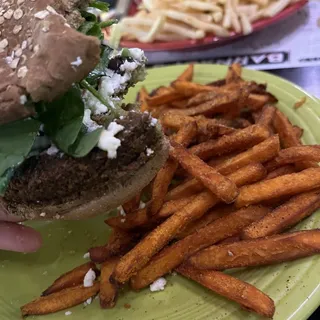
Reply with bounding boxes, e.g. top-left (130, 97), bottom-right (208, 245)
top-left (0, 222), bottom-right (42, 253)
